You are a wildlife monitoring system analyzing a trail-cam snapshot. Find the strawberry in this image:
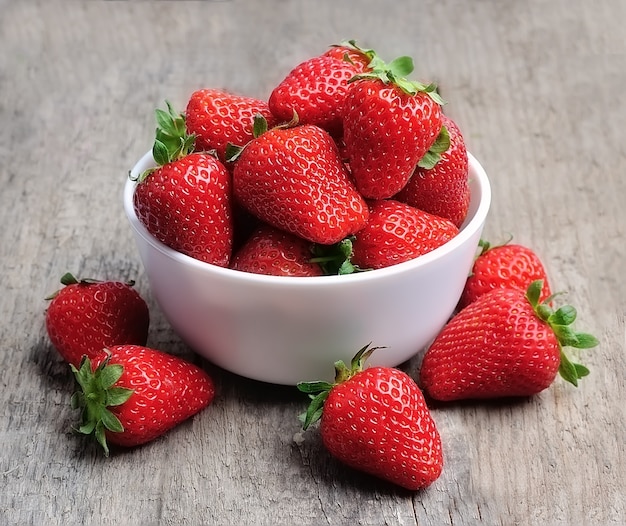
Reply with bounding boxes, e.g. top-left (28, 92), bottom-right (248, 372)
top-left (298, 344), bottom-right (443, 491)
top-left (268, 42), bottom-right (371, 136)
top-left (419, 280), bottom-right (598, 401)
top-left (45, 273), bottom-right (149, 367)
top-left (395, 114), bottom-right (470, 228)
top-left (458, 240), bottom-right (552, 309)
top-left (342, 55), bottom-right (446, 199)
top-left (133, 101), bottom-right (233, 267)
top-left (230, 224), bottom-right (324, 277)
top-left (351, 199), bottom-right (459, 270)
top-left (70, 345), bottom-right (215, 456)
top-left (231, 121), bottom-right (368, 245)
top-left (322, 43), bottom-right (371, 72)
top-left (186, 88), bottom-right (279, 163)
